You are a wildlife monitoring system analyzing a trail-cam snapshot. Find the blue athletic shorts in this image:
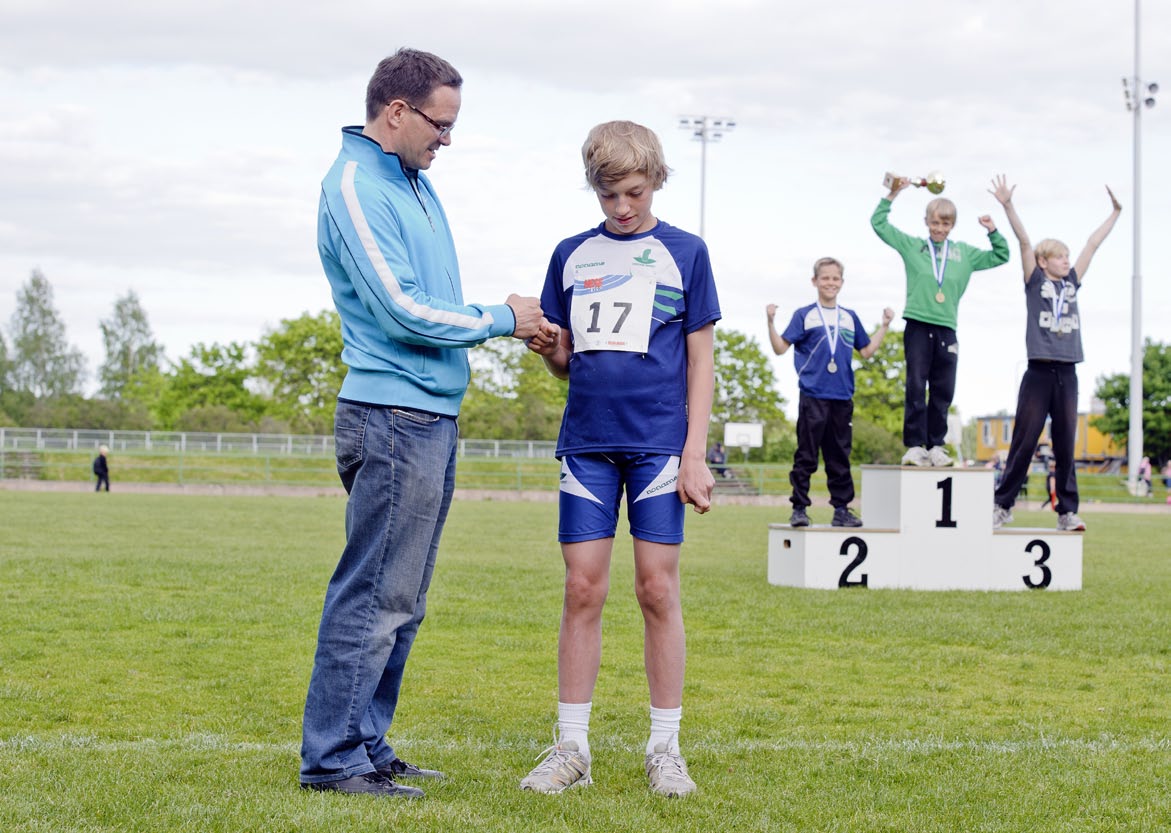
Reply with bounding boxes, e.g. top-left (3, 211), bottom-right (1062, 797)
top-left (558, 452), bottom-right (684, 544)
